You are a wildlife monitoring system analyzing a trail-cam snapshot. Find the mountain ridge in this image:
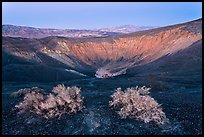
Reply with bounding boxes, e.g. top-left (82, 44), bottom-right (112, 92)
top-left (2, 24), bottom-right (158, 39)
top-left (2, 18), bottom-right (202, 80)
